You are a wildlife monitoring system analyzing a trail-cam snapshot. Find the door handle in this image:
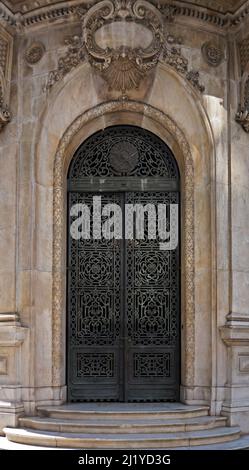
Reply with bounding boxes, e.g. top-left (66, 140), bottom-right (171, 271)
top-left (120, 336), bottom-right (132, 343)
